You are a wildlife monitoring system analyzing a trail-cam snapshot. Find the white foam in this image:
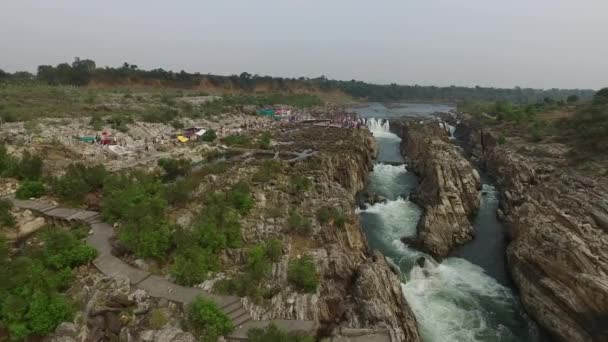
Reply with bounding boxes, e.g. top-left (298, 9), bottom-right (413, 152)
top-left (357, 198), bottom-right (422, 239)
top-left (366, 117), bottom-right (391, 133)
top-left (402, 258), bottom-right (519, 342)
